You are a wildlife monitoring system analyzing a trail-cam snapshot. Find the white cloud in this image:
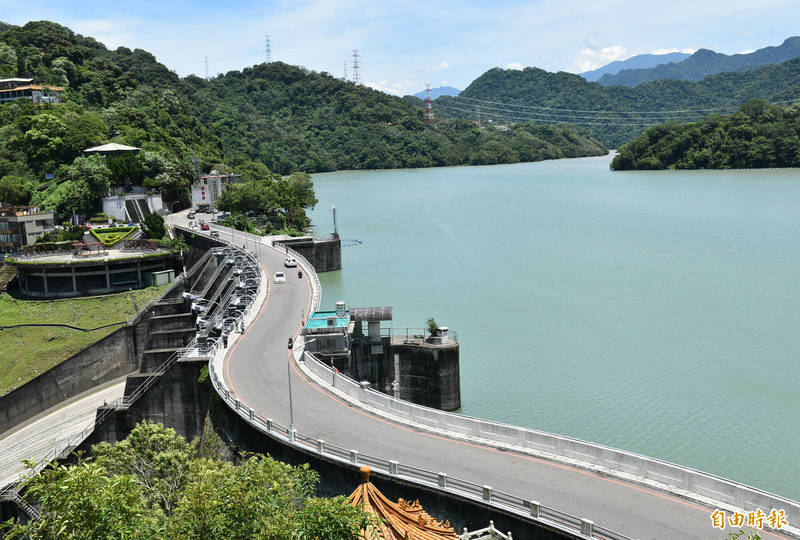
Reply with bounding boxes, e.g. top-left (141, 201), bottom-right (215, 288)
top-left (736, 49), bottom-right (755, 54)
top-left (364, 78), bottom-right (422, 96)
top-left (651, 47), bottom-right (697, 55)
top-left (71, 19), bottom-right (134, 49)
top-left (504, 61), bottom-right (523, 70)
top-left (433, 61), bottom-right (450, 71)
top-left (571, 43), bottom-right (629, 72)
